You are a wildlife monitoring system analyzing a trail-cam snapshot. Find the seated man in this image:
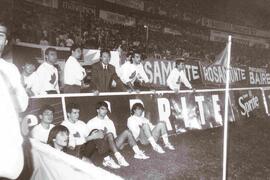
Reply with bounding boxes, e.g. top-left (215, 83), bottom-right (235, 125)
top-left (127, 103), bottom-right (175, 154)
top-left (31, 105), bottom-right (55, 143)
top-left (87, 101), bottom-right (149, 168)
top-left (61, 103), bottom-right (108, 163)
top-left (90, 49), bottom-right (127, 93)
